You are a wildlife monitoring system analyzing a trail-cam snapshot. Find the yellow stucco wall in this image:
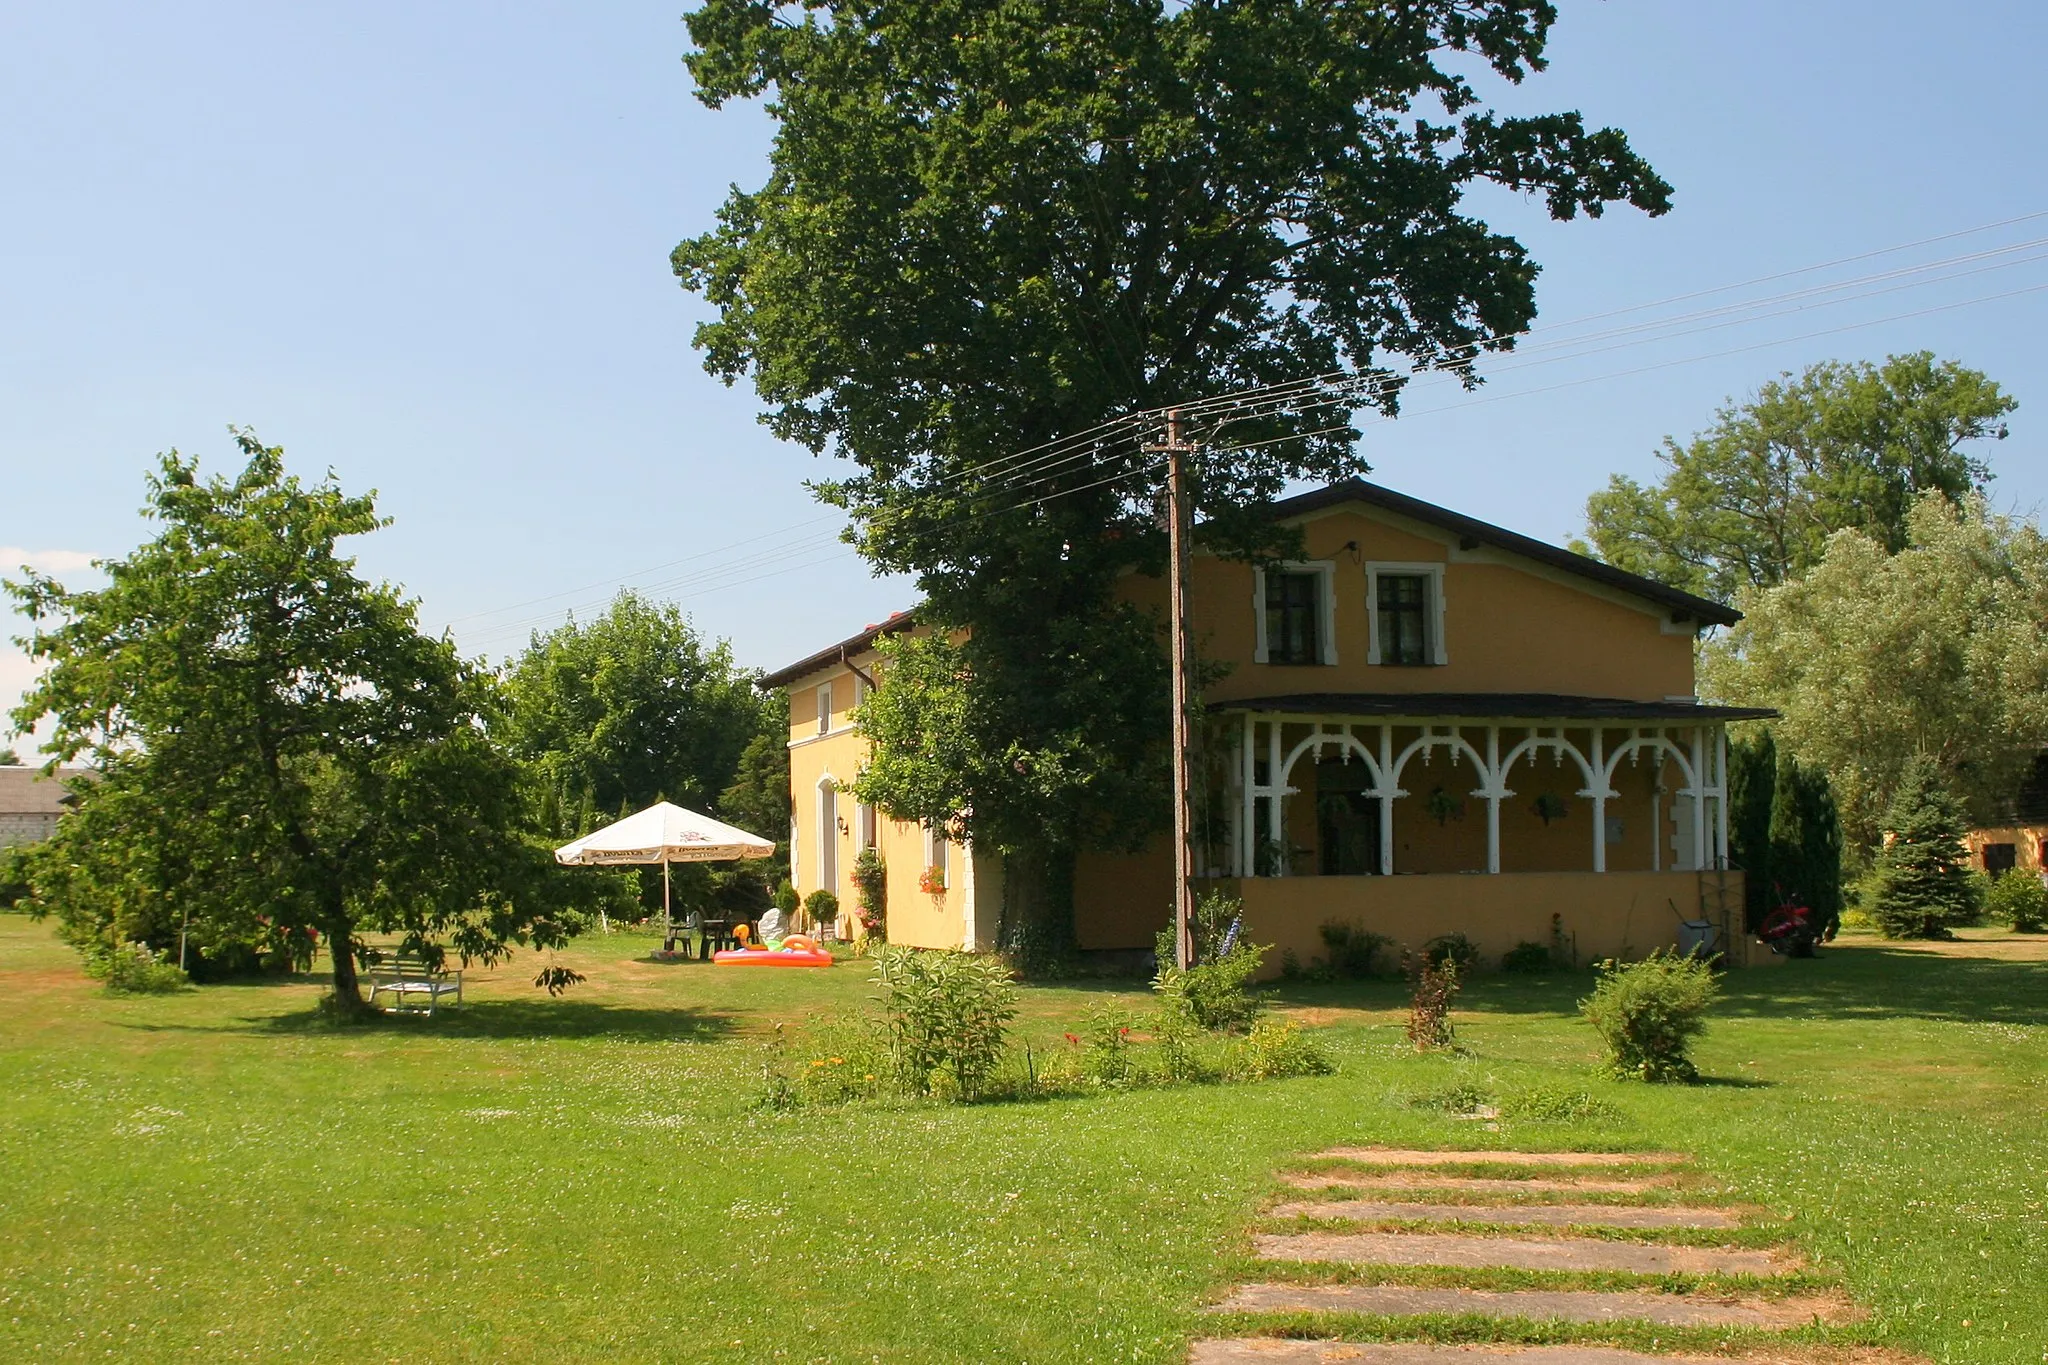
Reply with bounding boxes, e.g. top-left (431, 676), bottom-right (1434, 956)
top-left (1965, 826), bottom-right (2048, 874)
top-left (784, 661), bottom-right (972, 949)
top-left (1219, 869), bottom-right (1767, 976)
top-left (1116, 504), bottom-right (1697, 703)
